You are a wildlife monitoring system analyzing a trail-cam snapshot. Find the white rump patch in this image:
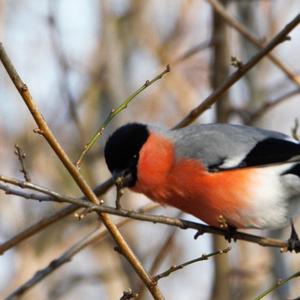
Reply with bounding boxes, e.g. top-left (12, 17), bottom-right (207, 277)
top-left (241, 165), bottom-right (296, 229)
